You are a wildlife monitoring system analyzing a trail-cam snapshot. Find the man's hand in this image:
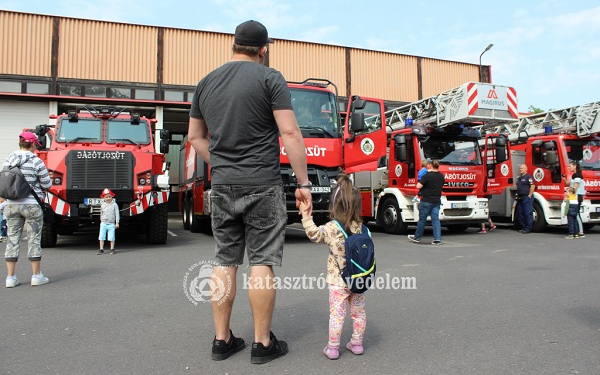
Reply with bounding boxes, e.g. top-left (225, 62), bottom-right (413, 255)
top-left (296, 188), bottom-right (312, 217)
